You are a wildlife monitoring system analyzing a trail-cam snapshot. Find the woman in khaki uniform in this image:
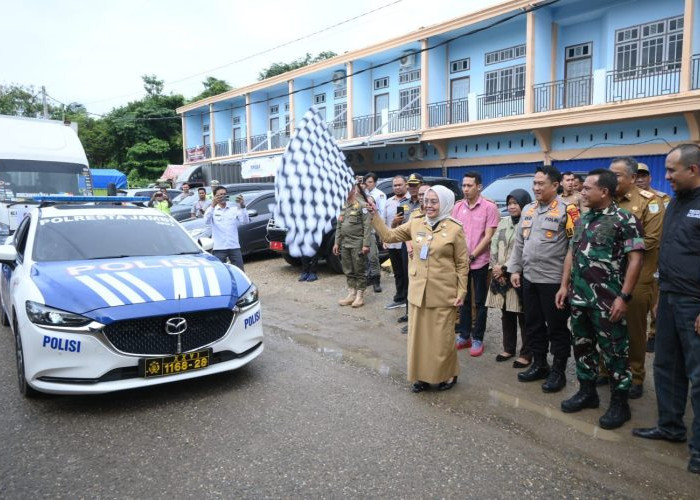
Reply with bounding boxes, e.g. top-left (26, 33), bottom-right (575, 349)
top-left (371, 185), bottom-right (468, 392)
